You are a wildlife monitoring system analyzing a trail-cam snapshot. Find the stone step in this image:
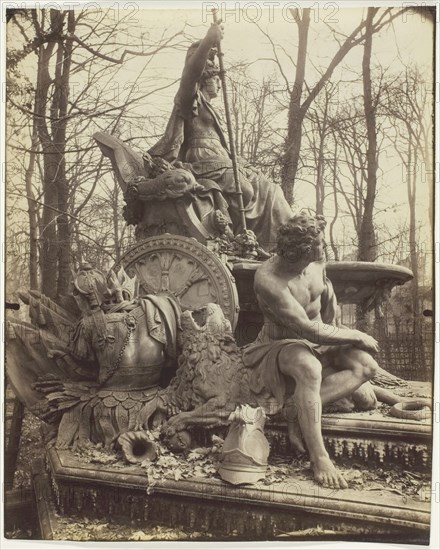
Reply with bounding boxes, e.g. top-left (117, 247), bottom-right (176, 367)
top-left (41, 447), bottom-right (430, 542)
